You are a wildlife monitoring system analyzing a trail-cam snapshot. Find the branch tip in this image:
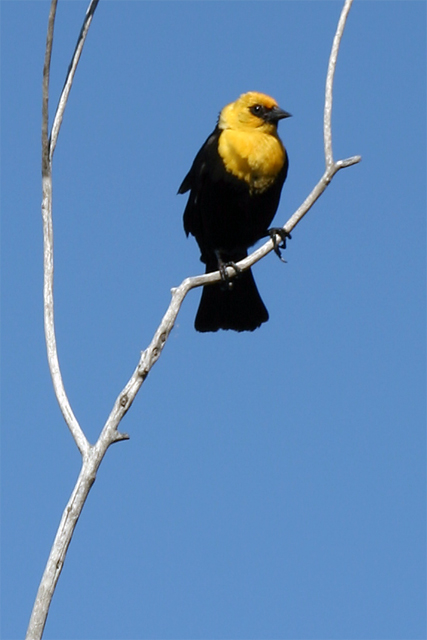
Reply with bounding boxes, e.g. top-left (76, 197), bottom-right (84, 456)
top-left (112, 432), bottom-right (130, 443)
top-left (341, 155), bottom-right (362, 167)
